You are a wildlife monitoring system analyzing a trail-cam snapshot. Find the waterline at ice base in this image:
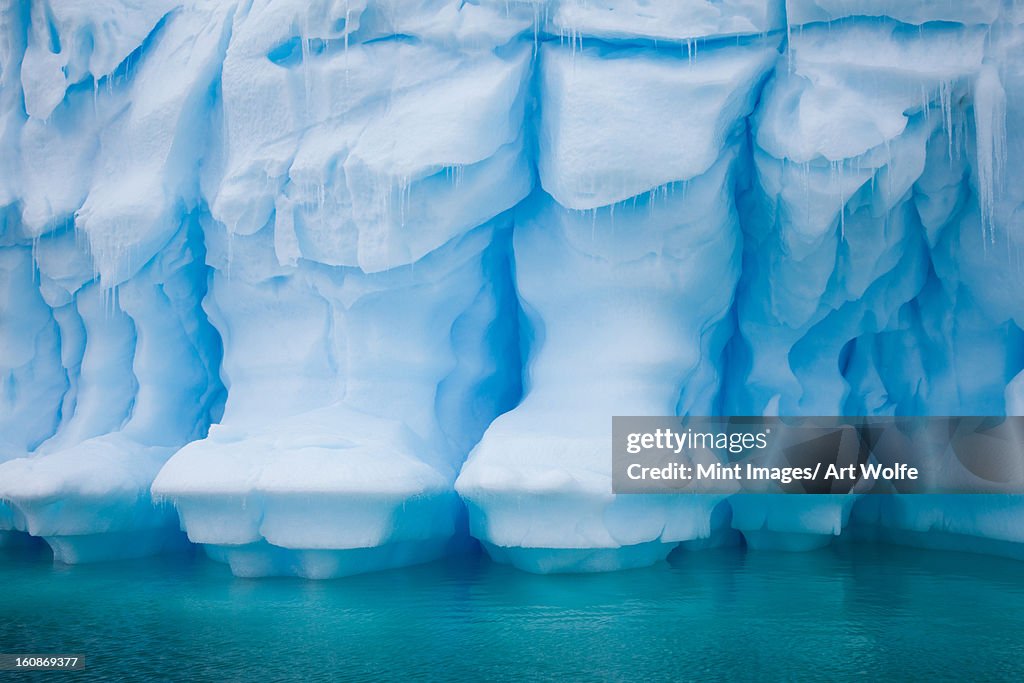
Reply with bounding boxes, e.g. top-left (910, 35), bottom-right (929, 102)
top-left (1, 0), bottom-right (1024, 579)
